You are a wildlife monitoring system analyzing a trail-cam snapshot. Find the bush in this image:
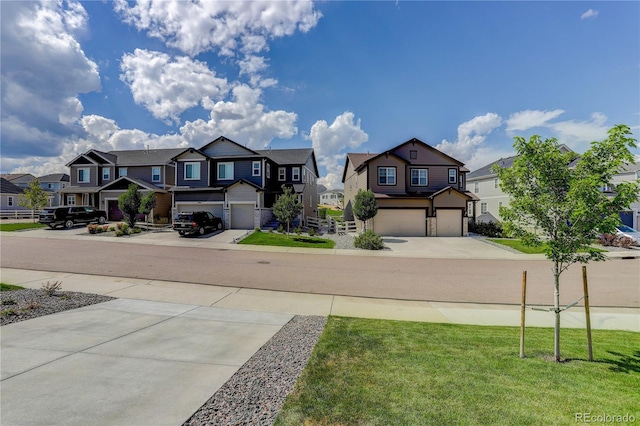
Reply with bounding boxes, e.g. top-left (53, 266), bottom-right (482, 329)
top-left (132, 227), bottom-right (141, 234)
top-left (295, 226), bottom-right (302, 235)
top-left (469, 221), bottom-right (504, 238)
top-left (121, 223), bottom-right (129, 232)
top-left (115, 230), bottom-right (124, 237)
top-left (87, 224), bottom-right (98, 234)
top-left (96, 226), bottom-right (104, 233)
top-left (41, 281), bottom-right (63, 296)
top-left (277, 225), bottom-right (284, 234)
top-left (354, 230), bottom-right (385, 250)
top-left (597, 234), bottom-right (638, 248)
top-left (308, 227), bottom-right (317, 237)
